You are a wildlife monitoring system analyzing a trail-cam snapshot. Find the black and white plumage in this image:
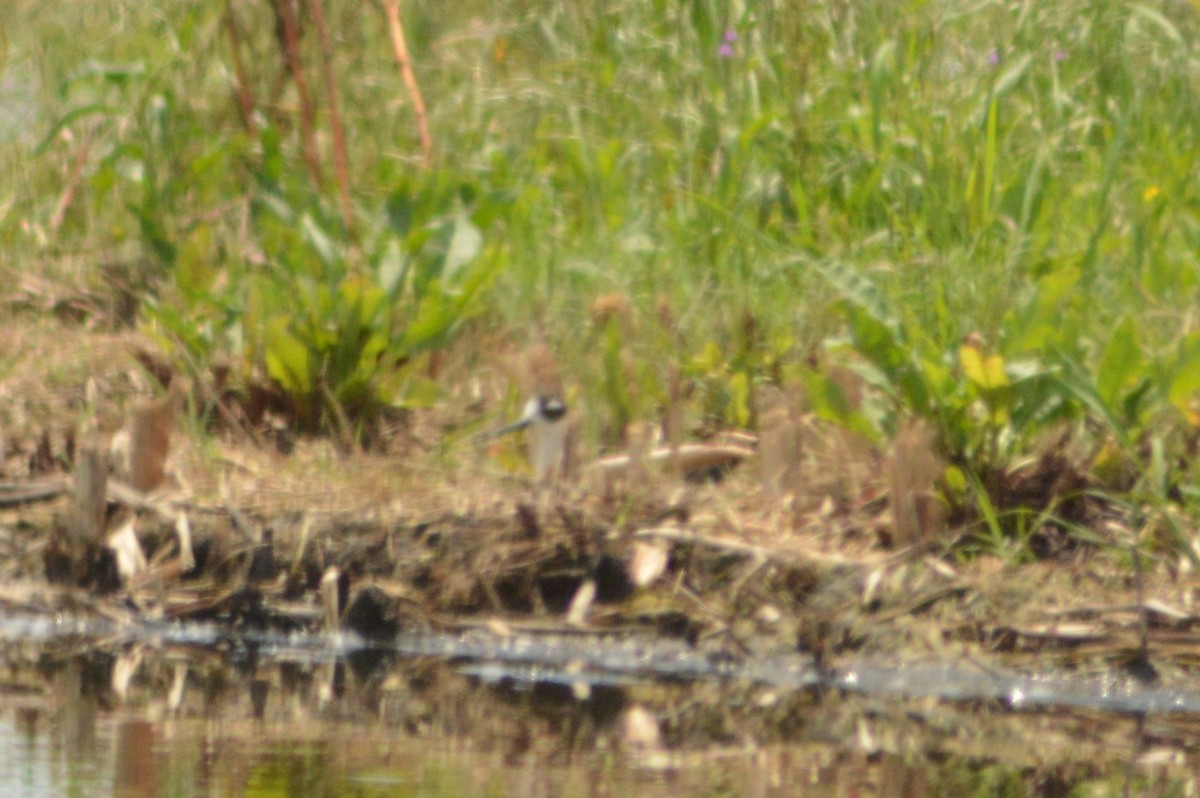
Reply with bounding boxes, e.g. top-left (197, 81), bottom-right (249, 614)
top-left (488, 394), bottom-right (570, 482)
